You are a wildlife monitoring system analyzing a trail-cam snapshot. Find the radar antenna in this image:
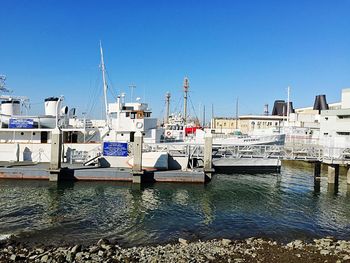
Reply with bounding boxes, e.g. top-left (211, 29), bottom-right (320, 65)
top-left (0, 75), bottom-right (10, 93)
